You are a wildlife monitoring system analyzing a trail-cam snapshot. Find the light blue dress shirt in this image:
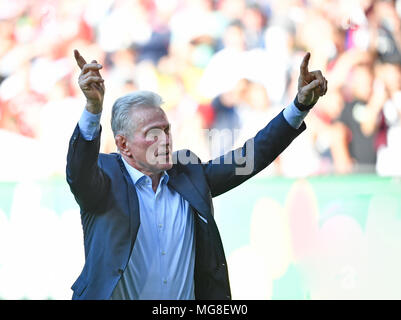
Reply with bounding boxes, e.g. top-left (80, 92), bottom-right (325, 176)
top-left (77, 100), bottom-right (308, 300)
top-left (283, 101), bottom-right (310, 129)
top-left (110, 159), bottom-right (195, 300)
